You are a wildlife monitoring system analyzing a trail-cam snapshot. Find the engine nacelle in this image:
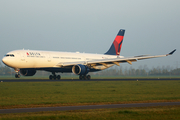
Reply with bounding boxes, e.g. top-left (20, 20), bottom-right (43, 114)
top-left (72, 64), bottom-right (89, 75)
top-left (20, 69), bottom-right (36, 76)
